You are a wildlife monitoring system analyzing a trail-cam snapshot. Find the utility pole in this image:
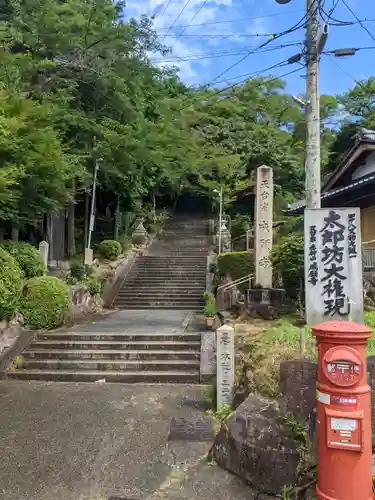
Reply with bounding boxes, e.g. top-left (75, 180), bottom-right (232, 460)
top-left (275, 0), bottom-right (327, 209)
top-left (87, 159), bottom-right (99, 250)
top-left (305, 0), bottom-right (321, 209)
